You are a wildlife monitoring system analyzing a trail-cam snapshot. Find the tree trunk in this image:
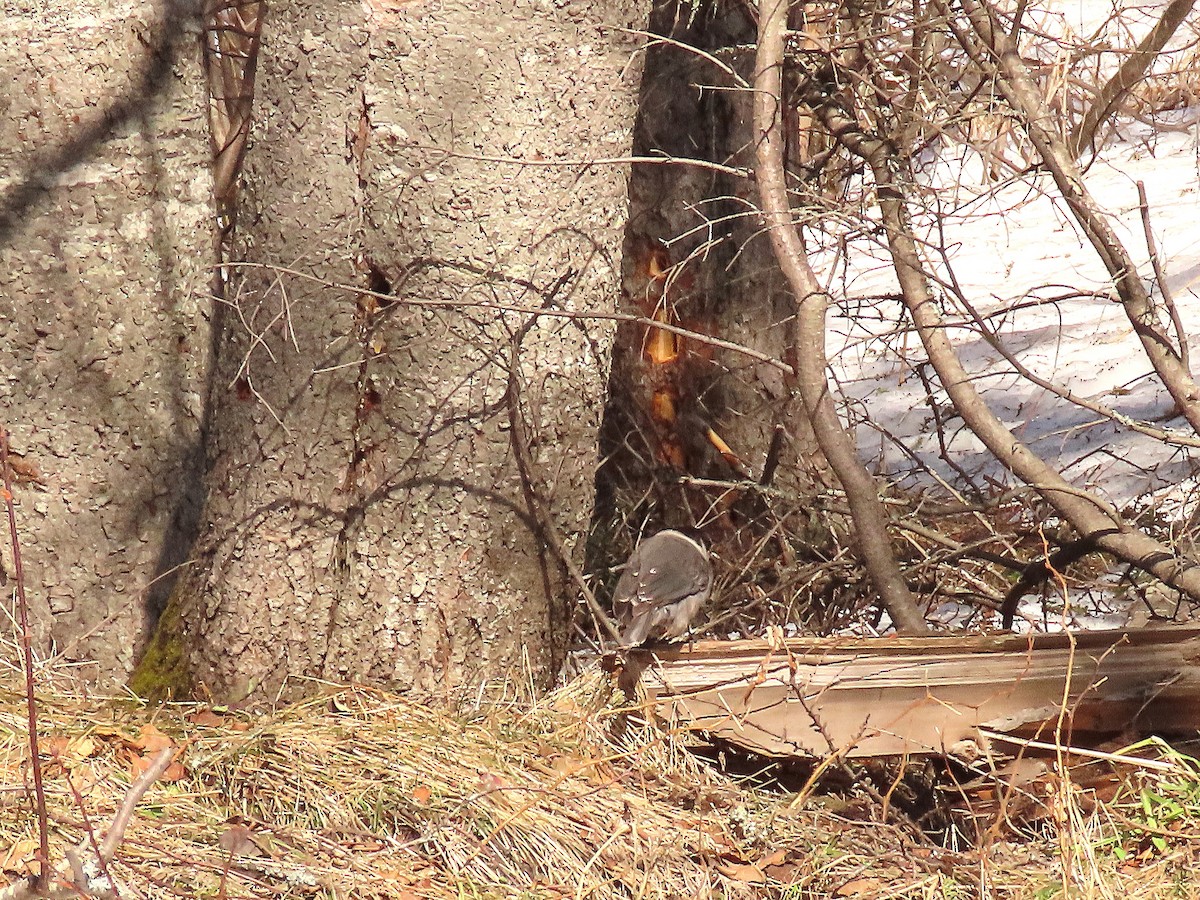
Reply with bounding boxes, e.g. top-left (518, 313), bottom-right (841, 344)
top-left (594, 1), bottom-right (832, 631)
top-left (141, 0), bottom-right (649, 702)
top-left (0, 3), bottom-right (212, 683)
